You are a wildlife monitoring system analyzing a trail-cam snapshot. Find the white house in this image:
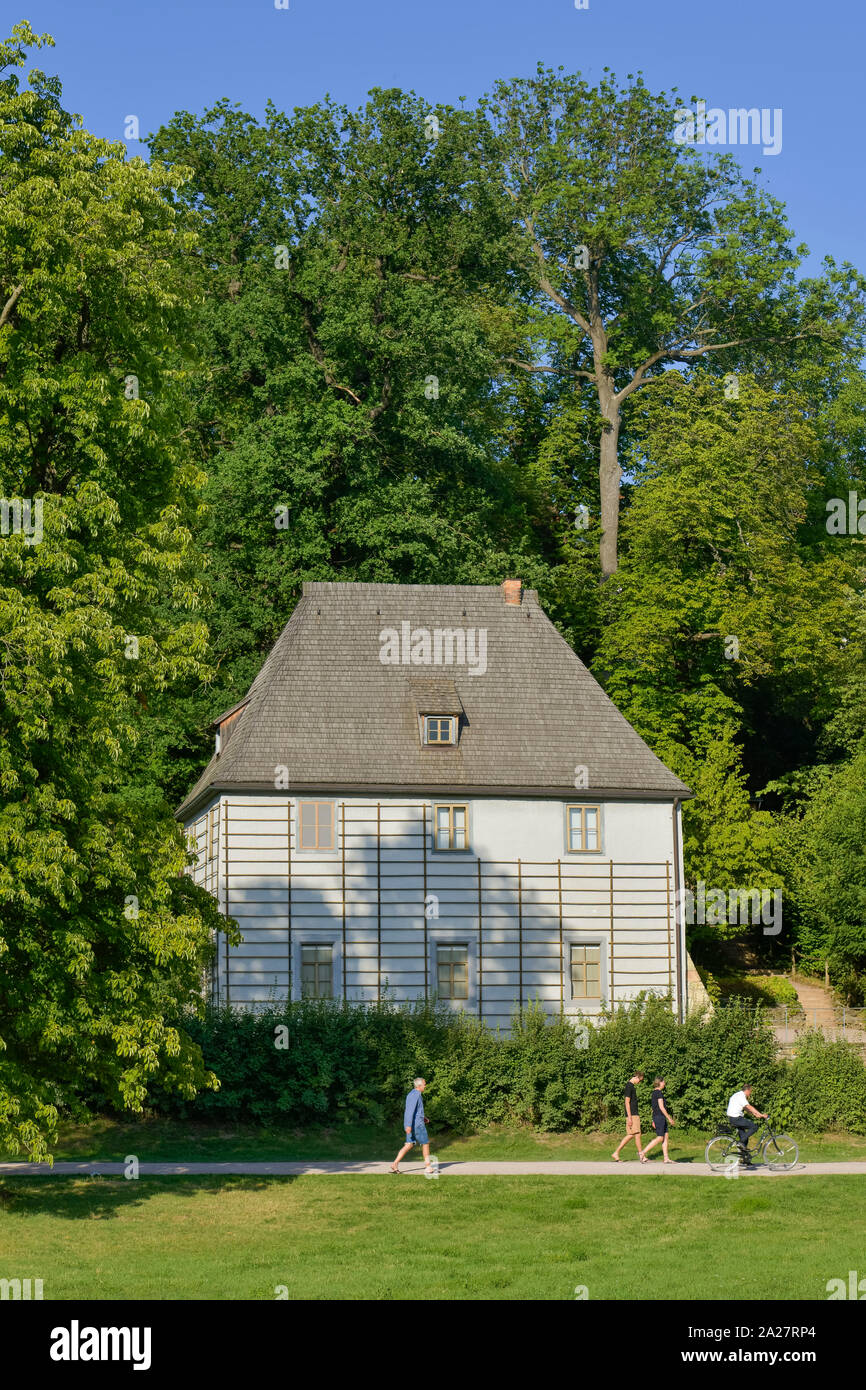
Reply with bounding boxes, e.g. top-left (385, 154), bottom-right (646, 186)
top-left (178, 580), bottom-right (692, 1027)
